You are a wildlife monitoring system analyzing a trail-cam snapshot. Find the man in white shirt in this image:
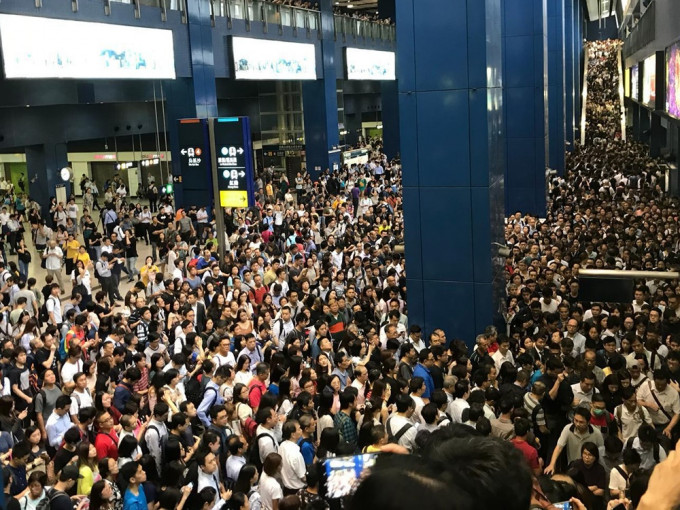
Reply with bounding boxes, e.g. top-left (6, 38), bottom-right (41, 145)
top-left (614, 386), bottom-right (653, 443)
top-left (70, 372), bottom-right (94, 422)
top-left (636, 371), bottom-right (680, 438)
top-left (279, 420), bottom-right (306, 492)
top-left (386, 394), bottom-right (418, 452)
top-left (213, 337), bottom-right (236, 369)
top-left (447, 380), bottom-right (470, 423)
top-left (225, 438), bottom-right (247, 482)
top-left (45, 395), bottom-right (73, 448)
top-left (564, 319), bottom-right (587, 357)
top-left (491, 337), bottom-right (515, 372)
top-left (255, 407), bottom-right (279, 464)
top-left (571, 372), bottom-right (598, 411)
top-left (43, 240), bottom-right (65, 289)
